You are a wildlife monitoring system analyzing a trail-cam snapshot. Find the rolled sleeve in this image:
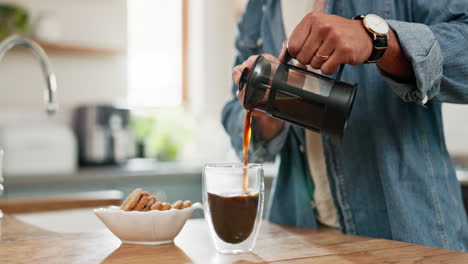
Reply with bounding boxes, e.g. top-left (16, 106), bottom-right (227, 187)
top-left (380, 20), bottom-right (443, 104)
